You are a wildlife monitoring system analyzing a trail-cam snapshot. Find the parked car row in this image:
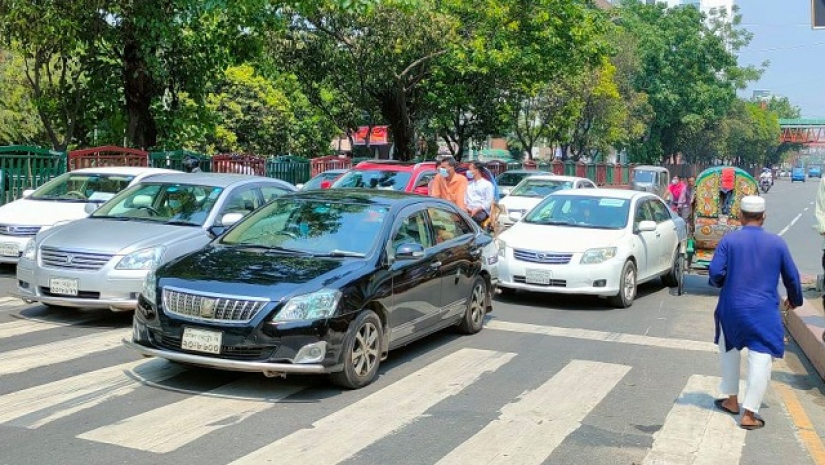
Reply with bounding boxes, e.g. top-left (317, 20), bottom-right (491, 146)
top-left (1, 161), bottom-right (685, 389)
